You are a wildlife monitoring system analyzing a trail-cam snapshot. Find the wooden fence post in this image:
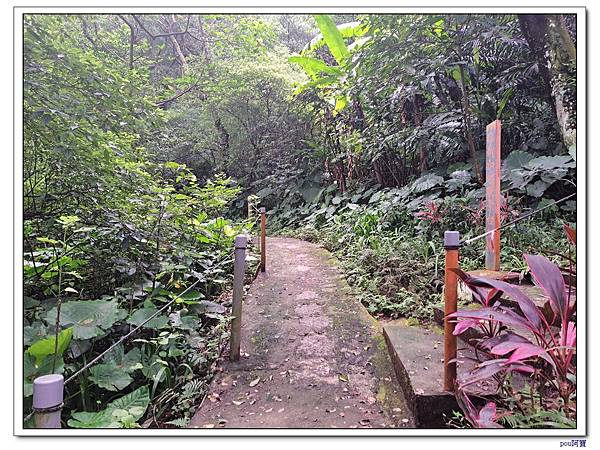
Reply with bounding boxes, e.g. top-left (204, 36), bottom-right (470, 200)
top-left (230, 235), bottom-right (247, 362)
top-left (443, 231), bottom-right (460, 392)
top-left (485, 120), bottom-right (501, 271)
top-left (33, 374), bottom-right (64, 428)
top-left (260, 207), bottom-right (266, 272)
